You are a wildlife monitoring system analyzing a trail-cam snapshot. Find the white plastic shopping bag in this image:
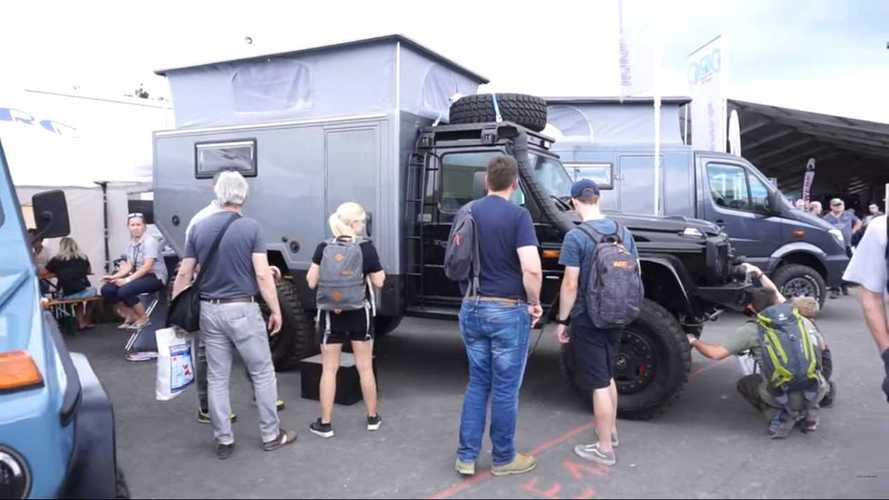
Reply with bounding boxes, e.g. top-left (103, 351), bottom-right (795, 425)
top-left (156, 327), bottom-right (195, 401)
